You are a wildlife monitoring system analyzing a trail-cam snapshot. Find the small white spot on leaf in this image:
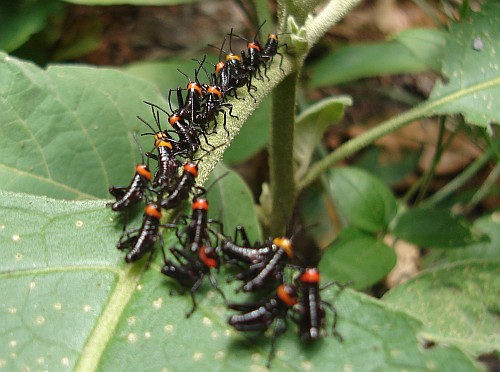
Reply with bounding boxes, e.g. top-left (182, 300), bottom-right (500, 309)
top-left (153, 297), bottom-right (163, 309)
top-left (301, 361), bottom-right (314, 370)
top-left (29, 281), bottom-right (36, 290)
top-left (492, 212), bottom-right (500, 223)
top-left (83, 304), bottom-right (92, 313)
top-left (136, 284), bottom-right (143, 291)
top-left (127, 333), bottom-right (137, 343)
top-left (75, 220), bottom-right (84, 228)
top-left (15, 253), bottom-right (23, 261)
top-left (127, 316), bottom-right (136, 326)
top-left (35, 316), bottom-right (45, 326)
top-left (426, 360), bottom-right (437, 370)
top-left (61, 357), bottom-right (70, 366)
top-left (36, 357), bottom-right (45, 365)
top-left (472, 37), bottom-right (484, 51)
top-left (210, 331), bottom-right (218, 339)
top-left (202, 317), bottom-right (212, 327)
top-left (54, 303), bottom-right (62, 311)
top-left (390, 349), bottom-right (401, 356)
top-left (214, 351), bottom-right (225, 360)
top-left (7, 307), bottom-right (17, 314)
top-left (164, 324), bottom-right (174, 333)
top-left (193, 352), bottom-right (203, 361)
top-left (12, 234), bottom-right (21, 242)
top-left (206, 291), bottom-right (216, 299)
top-left (144, 331), bottom-right (151, 339)
top-left (213, 305), bottom-right (226, 316)
top-left (8, 340), bottom-right (16, 348)
top-left (344, 364), bottom-right (353, 372)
